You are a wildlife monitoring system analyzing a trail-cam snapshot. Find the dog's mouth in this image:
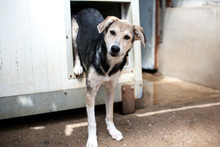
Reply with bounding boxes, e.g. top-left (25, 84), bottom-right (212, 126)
top-left (110, 52), bottom-right (119, 57)
top-left (109, 52), bottom-right (125, 58)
